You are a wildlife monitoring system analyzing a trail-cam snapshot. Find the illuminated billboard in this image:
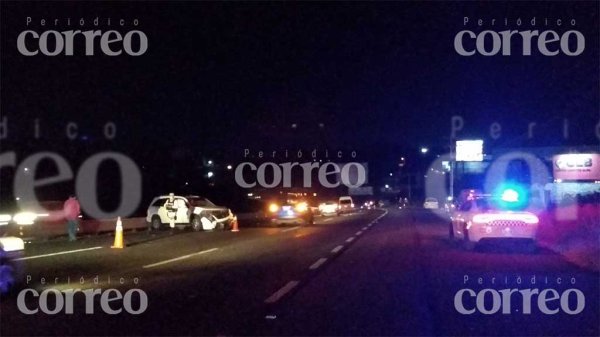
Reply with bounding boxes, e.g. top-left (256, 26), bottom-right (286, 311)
top-left (553, 153), bottom-right (600, 181)
top-left (455, 140), bottom-right (483, 162)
